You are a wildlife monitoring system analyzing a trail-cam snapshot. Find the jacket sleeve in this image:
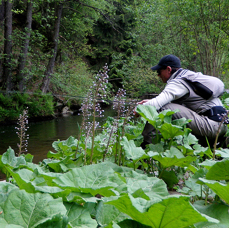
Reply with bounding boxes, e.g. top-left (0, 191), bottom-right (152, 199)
top-left (143, 81), bottom-right (189, 110)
